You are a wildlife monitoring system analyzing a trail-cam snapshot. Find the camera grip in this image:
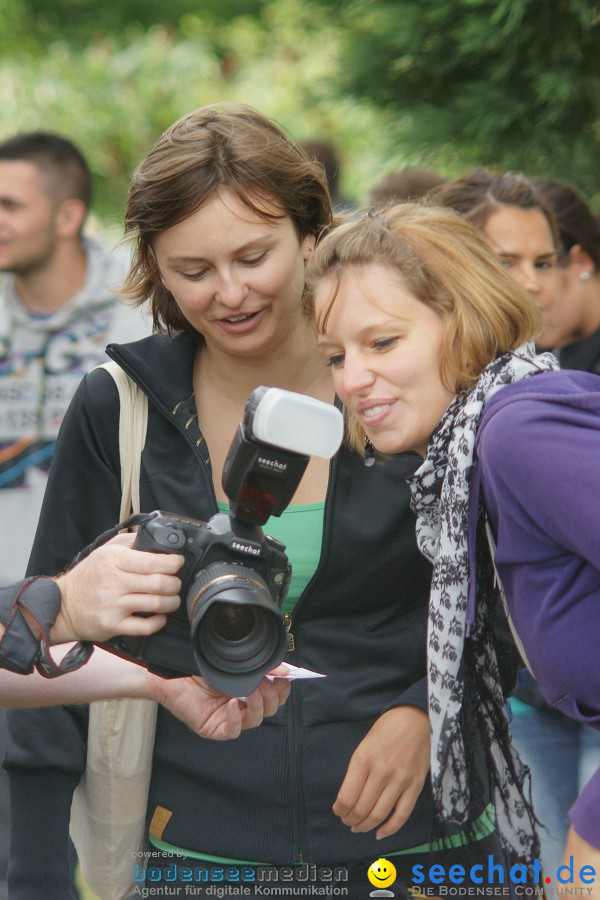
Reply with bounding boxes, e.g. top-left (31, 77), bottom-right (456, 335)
top-left (134, 518), bottom-right (187, 553)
